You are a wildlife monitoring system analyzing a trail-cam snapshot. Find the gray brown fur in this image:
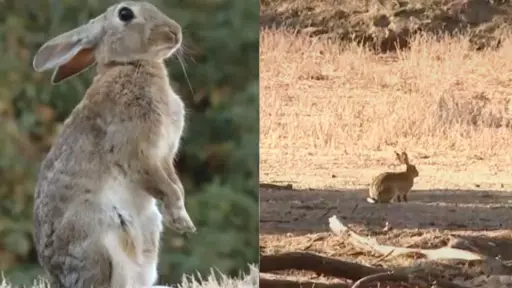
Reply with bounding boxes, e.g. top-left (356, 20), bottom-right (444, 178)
top-left (32, 2), bottom-right (195, 287)
top-left (367, 151), bottom-right (419, 204)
